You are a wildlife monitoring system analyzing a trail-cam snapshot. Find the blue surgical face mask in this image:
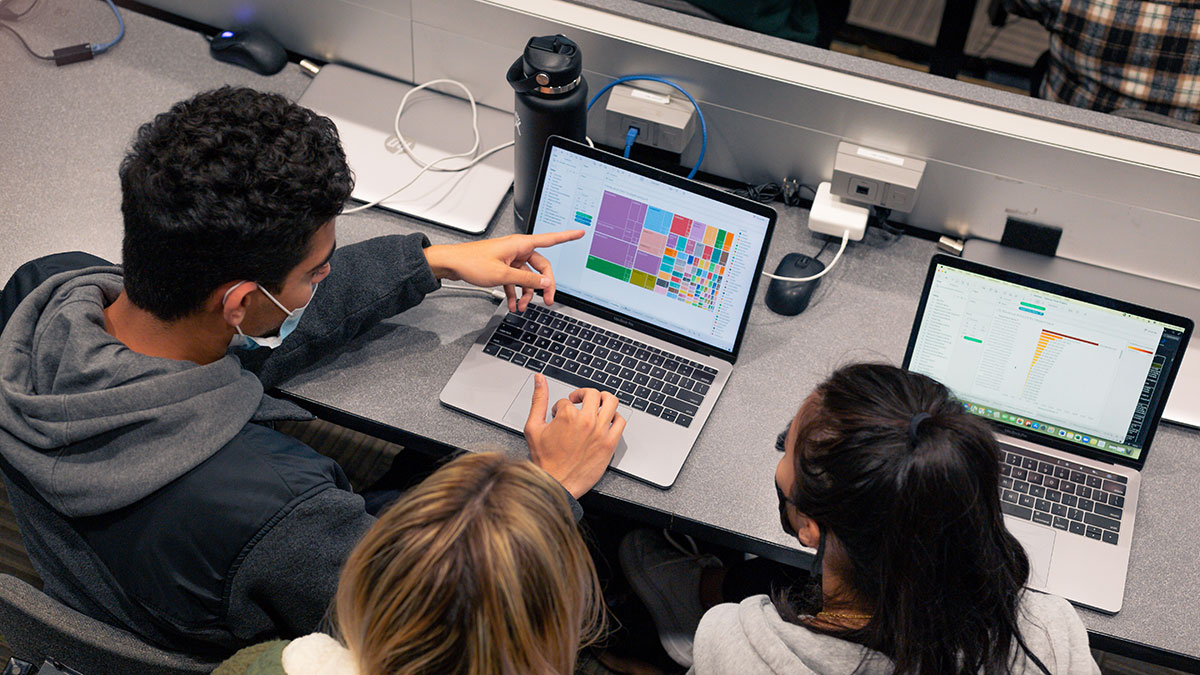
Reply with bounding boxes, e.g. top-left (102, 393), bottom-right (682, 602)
top-left (225, 281), bottom-right (317, 350)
